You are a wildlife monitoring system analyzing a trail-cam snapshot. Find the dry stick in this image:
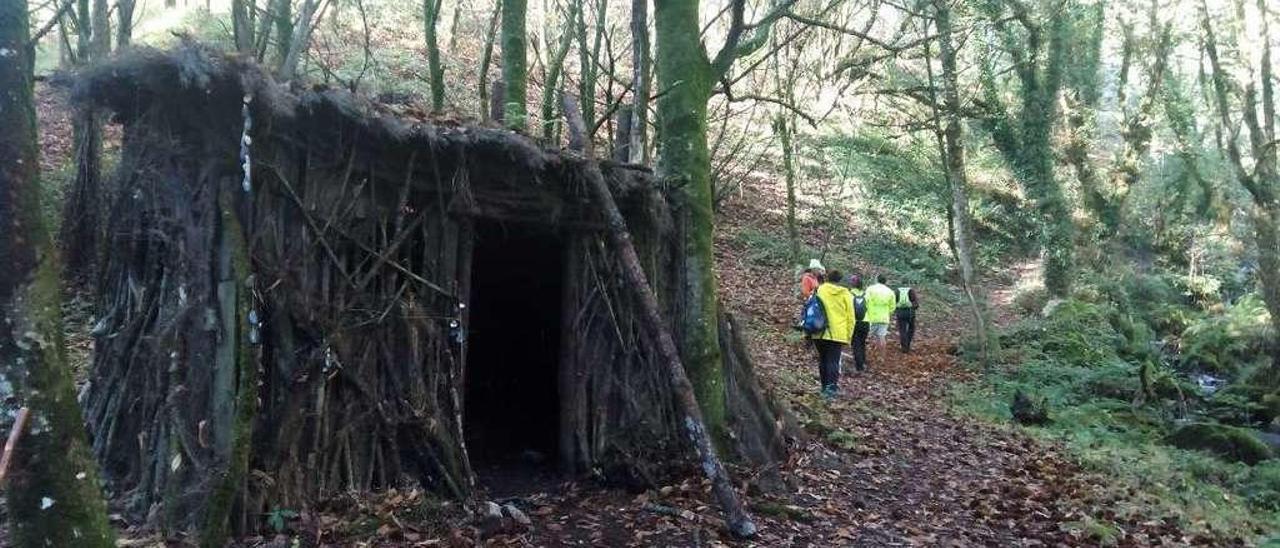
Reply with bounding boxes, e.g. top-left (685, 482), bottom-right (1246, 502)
top-left (561, 92), bottom-right (758, 539)
top-left (0, 407), bottom-right (31, 487)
